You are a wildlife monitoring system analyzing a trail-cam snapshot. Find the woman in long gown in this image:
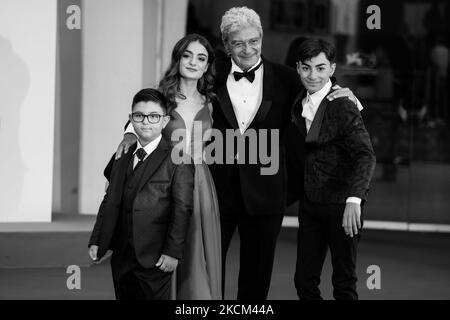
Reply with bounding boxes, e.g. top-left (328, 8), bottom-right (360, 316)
top-left (119, 34), bottom-right (221, 299)
top-left (160, 34), bottom-right (221, 299)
